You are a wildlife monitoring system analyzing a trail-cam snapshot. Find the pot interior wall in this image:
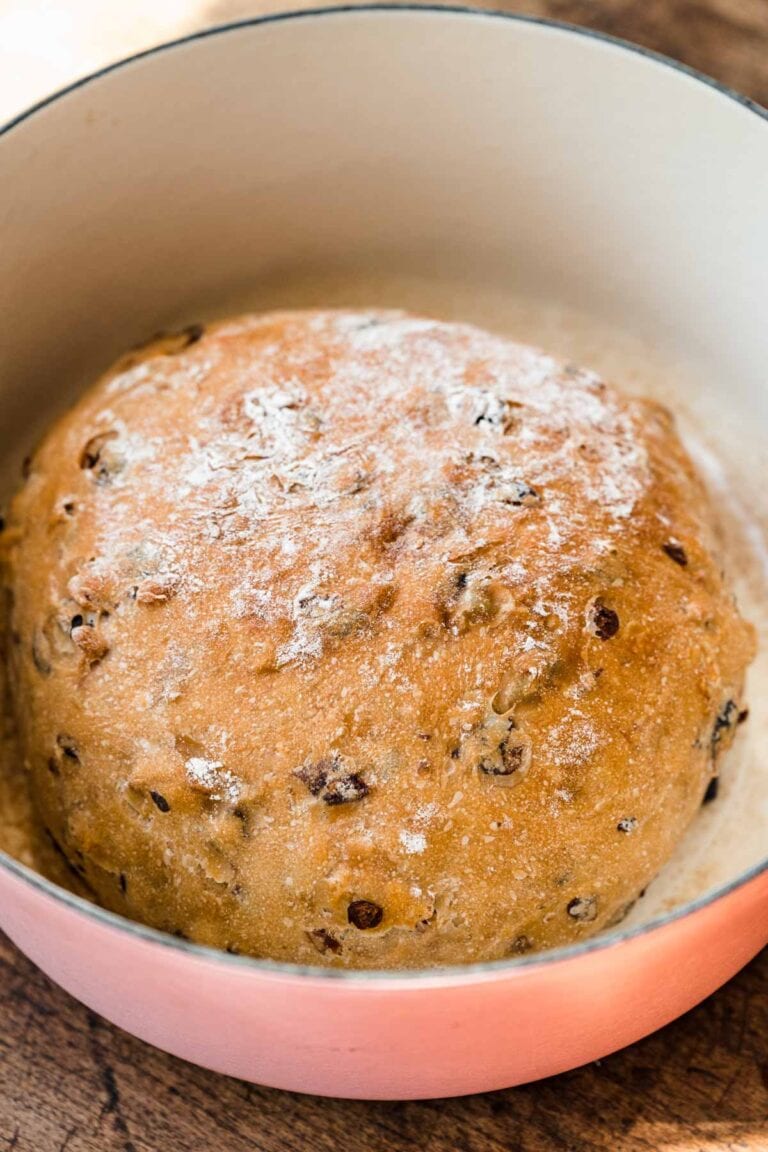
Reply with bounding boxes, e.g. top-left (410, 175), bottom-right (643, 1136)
top-left (0, 10), bottom-right (766, 927)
